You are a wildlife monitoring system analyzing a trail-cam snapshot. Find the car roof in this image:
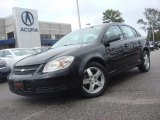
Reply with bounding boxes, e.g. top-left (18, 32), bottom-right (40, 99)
top-left (105, 22), bottom-right (135, 27)
top-left (84, 23), bottom-right (133, 30)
